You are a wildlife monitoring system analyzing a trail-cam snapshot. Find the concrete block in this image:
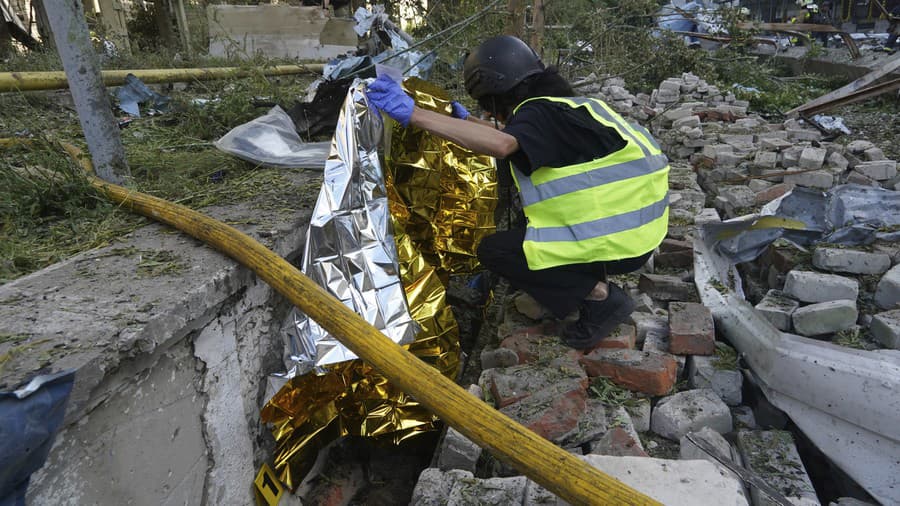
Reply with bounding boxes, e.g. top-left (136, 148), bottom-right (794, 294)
top-left (579, 349), bottom-right (678, 396)
top-left (630, 312), bottom-right (669, 342)
top-left (717, 152), bottom-right (745, 168)
top-left (847, 140), bottom-right (875, 153)
top-left (798, 147), bottom-right (827, 170)
top-left (702, 144), bottom-right (734, 160)
top-left (759, 137), bottom-right (793, 151)
top-left (651, 389), bottom-right (733, 441)
top-left (687, 354), bottom-right (743, 406)
top-left (783, 169), bottom-right (835, 189)
top-left (672, 114), bottom-right (701, 129)
top-left (669, 302), bottom-right (715, 355)
top-left (871, 309), bottom-right (900, 349)
top-left (846, 170), bottom-right (878, 187)
top-left (783, 270), bottom-right (859, 303)
top-left (694, 208), bottom-right (721, 225)
top-left (718, 185), bottom-right (756, 211)
top-left (438, 427), bottom-right (481, 472)
top-left (863, 146), bottom-right (885, 161)
top-left (792, 300), bottom-right (858, 337)
top-left (736, 430), bottom-right (819, 506)
top-left (854, 160), bottom-right (897, 181)
top-left (812, 247), bottom-right (892, 275)
top-left (753, 151), bottom-right (778, 169)
top-left (410, 468), bottom-right (474, 505)
top-left (754, 289), bottom-right (799, 331)
top-left (787, 128), bottom-right (822, 142)
top-left (625, 397), bottom-right (652, 432)
top-left (875, 264), bottom-right (900, 309)
top-left (826, 151), bottom-right (849, 171)
top-left (781, 146), bottom-right (803, 167)
top-left (748, 179), bottom-right (773, 193)
top-left (448, 474), bottom-right (528, 504)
